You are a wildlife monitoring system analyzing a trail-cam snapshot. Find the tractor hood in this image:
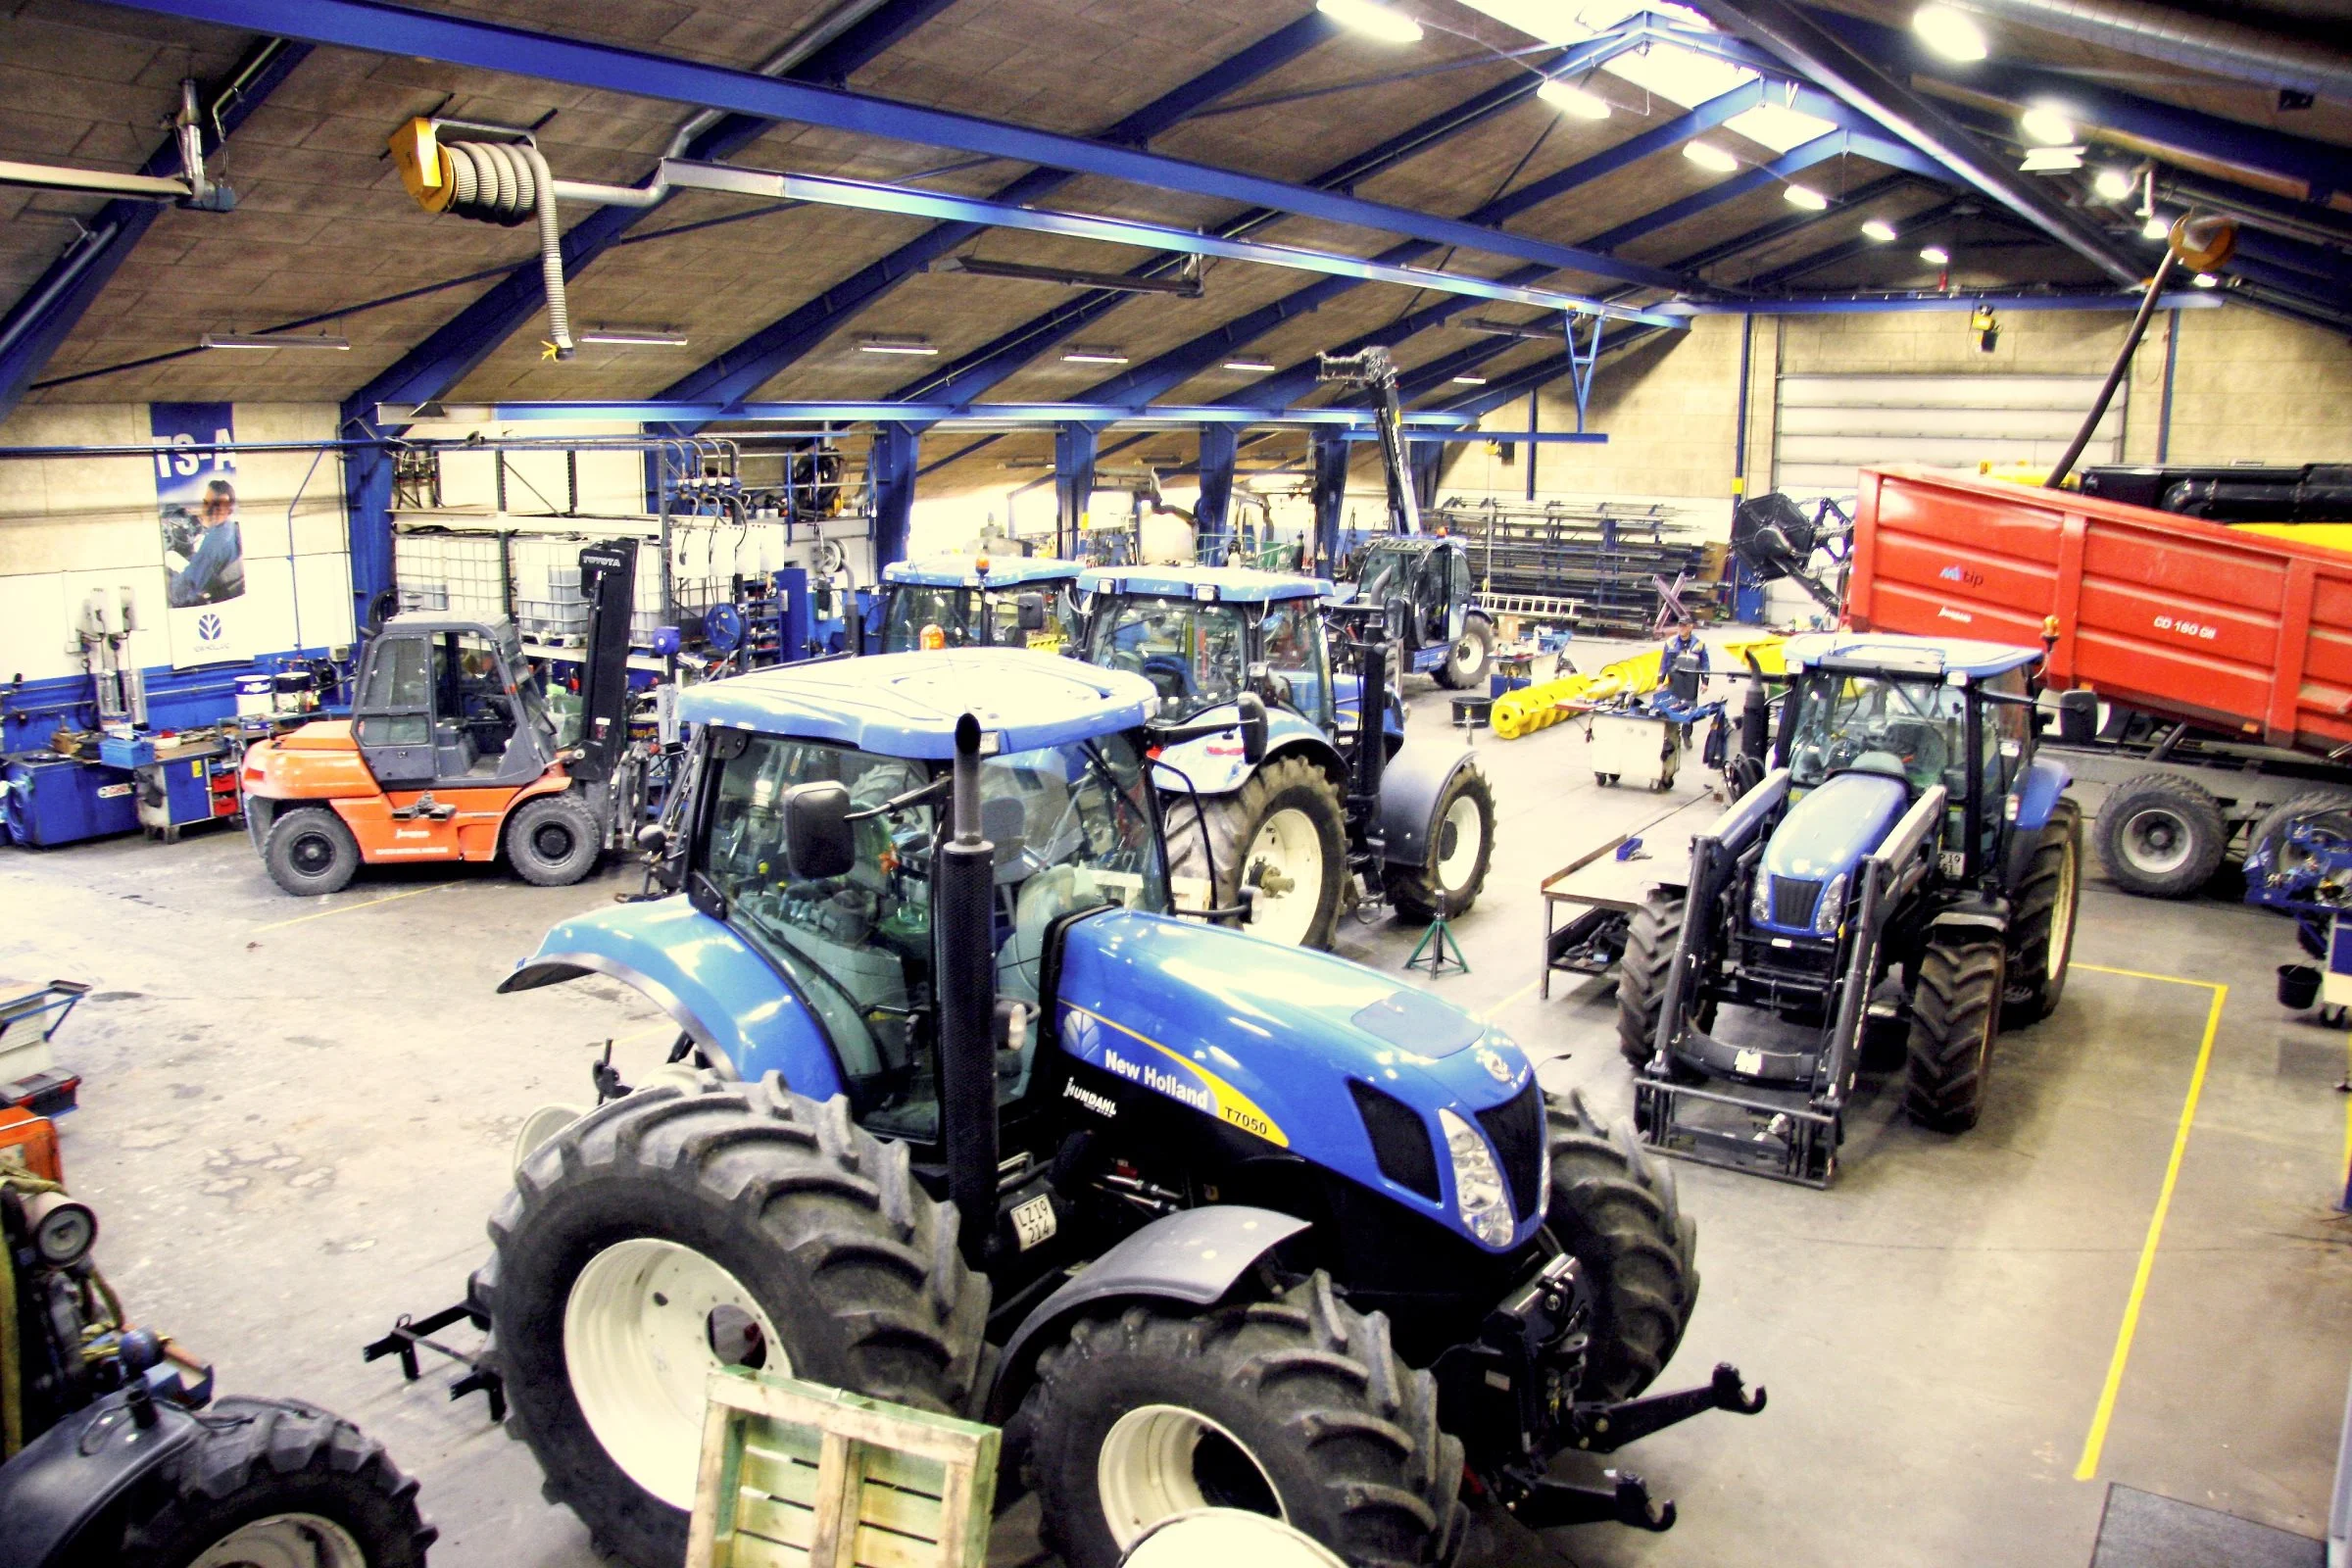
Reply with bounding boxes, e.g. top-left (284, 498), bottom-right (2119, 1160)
top-left (1053, 909), bottom-right (1544, 1252)
top-left (1760, 770), bottom-right (1910, 890)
